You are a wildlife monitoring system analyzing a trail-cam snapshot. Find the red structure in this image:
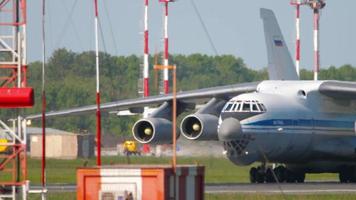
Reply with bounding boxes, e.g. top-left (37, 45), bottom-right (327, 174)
top-left (77, 165), bottom-right (205, 200)
top-left (93, 0), bottom-right (102, 166)
top-left (290, 0), bottom-right (308, 77)
top-left (0, 88), bottom-right (33, 108)
top-left (159, 0), bottom-right (174, 94)
top-left (0, 0), bottom-right (34, 199)
top-left (308, 0), bottom-right (325, 81)
top-left (143, 0), bottom-right (150, 97)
